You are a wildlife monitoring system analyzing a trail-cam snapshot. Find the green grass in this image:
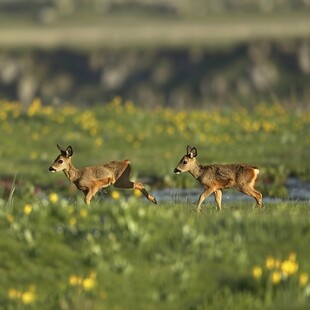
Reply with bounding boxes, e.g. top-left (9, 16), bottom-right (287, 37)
top-left (1, 194), bottom-right (310, 309)
top-left (0, 98), bottom-right (309, 199)
top-left (1, 98), bottom-right (309, 308)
